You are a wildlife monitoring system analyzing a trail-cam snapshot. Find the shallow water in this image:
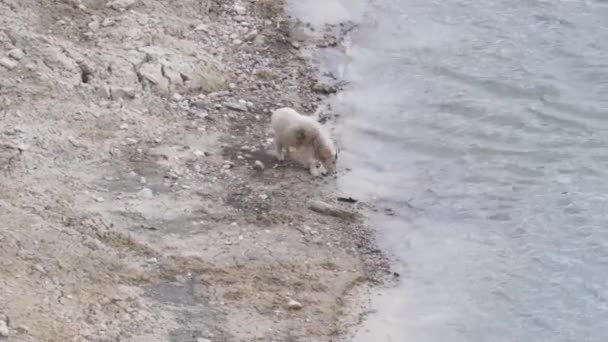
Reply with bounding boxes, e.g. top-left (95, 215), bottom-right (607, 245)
top-left (327, 0), bottom-right (608, 341)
